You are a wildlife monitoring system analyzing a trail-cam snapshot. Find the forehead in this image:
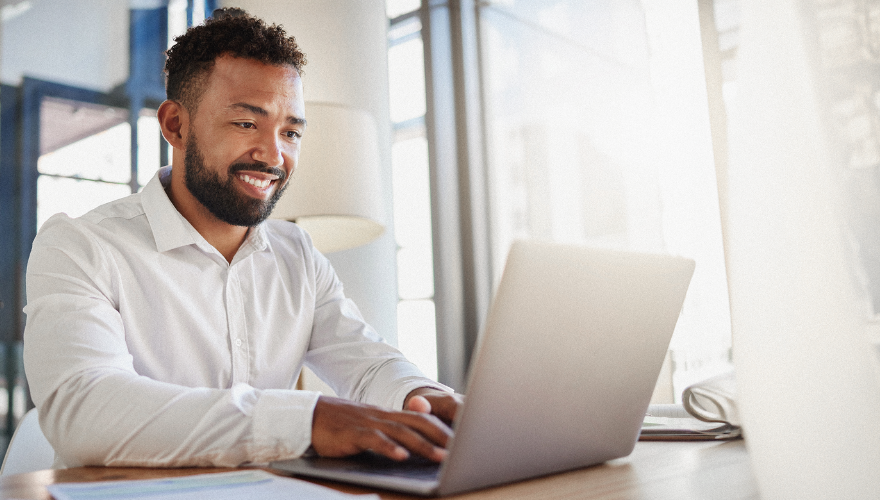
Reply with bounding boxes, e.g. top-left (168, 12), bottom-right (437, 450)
top-left (200, 55), bottom-right (304, 114)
